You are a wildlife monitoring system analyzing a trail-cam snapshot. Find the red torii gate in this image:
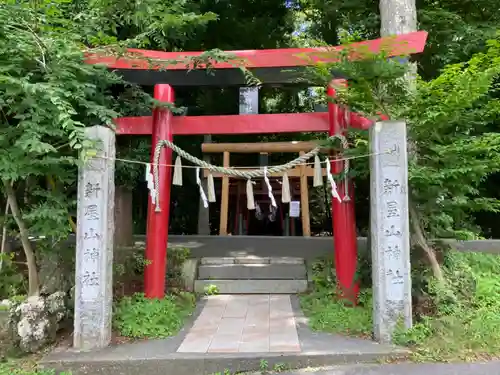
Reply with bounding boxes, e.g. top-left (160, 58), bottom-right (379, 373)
top-left (86, 31), bottom-right (427, 302)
